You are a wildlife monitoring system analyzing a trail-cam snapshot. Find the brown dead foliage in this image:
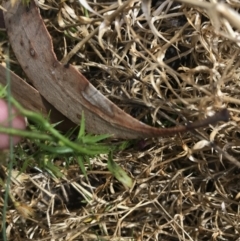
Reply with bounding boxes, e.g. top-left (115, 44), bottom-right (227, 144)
top-left (1, 0), bottom-right (240, 240)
